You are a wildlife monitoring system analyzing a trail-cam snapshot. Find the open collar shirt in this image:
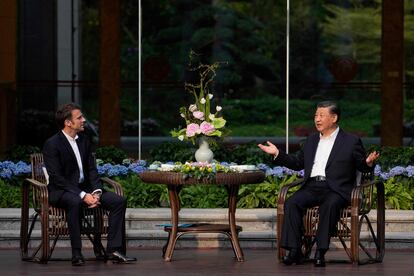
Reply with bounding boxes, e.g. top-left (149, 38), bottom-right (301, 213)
top-left (310, 127), bottom-right (339, 177)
